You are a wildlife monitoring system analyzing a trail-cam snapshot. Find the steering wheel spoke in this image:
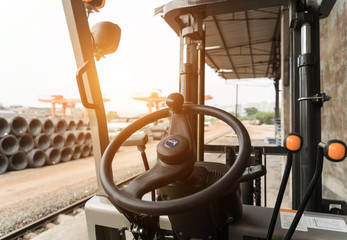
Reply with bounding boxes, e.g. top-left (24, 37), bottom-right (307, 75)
top-left (122, 159), bottom-right (195, 199)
